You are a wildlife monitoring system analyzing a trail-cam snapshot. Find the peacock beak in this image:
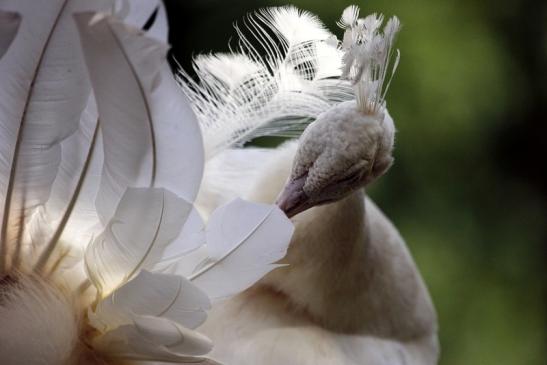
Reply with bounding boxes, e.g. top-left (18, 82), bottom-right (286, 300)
top-left (276, 175), bottom-right (313, 218)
